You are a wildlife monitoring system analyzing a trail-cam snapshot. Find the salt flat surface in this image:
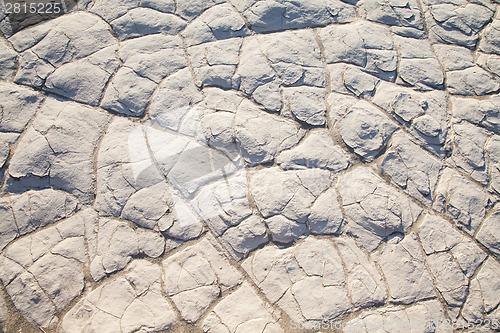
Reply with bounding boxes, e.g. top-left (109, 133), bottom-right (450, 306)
top-left (0, 0), bottom-right (499, 332)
